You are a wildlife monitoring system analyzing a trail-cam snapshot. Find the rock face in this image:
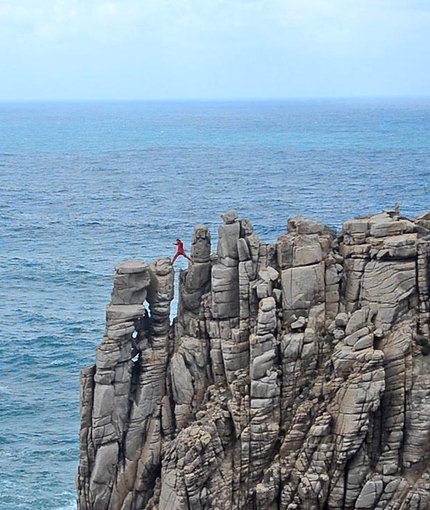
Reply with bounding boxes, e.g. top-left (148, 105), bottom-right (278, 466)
top-left (77, 209), bottom-right (430, 510)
